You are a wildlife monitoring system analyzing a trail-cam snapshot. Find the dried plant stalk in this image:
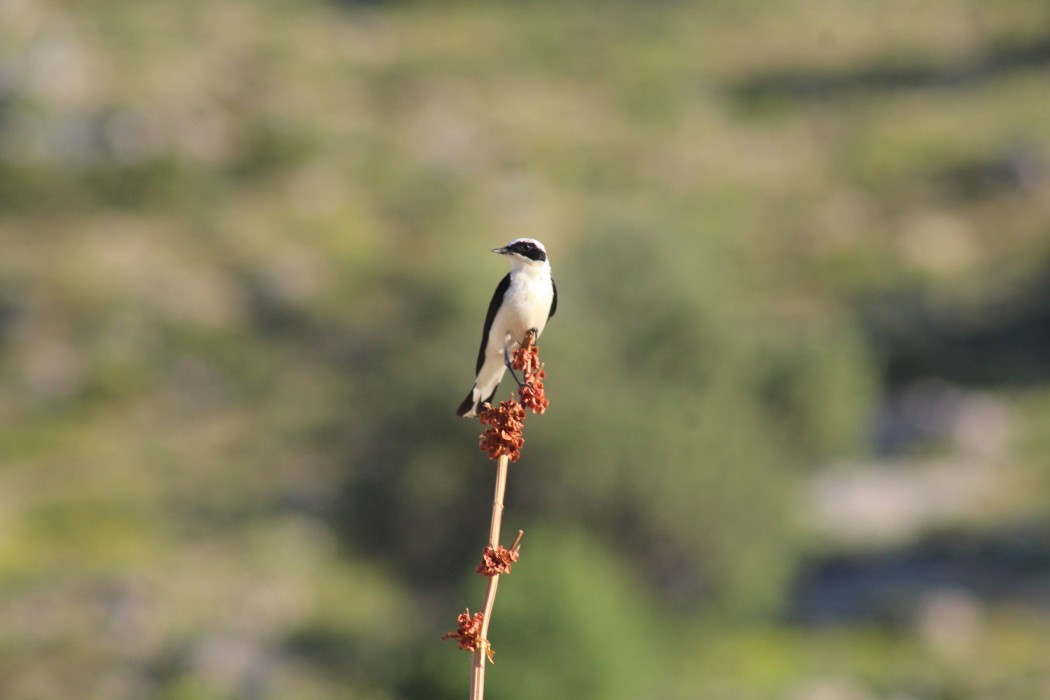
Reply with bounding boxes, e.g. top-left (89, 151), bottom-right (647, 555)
top-left (470, 452), bottom-right (510, 699)
top-left (447, 330), bottom-right (548, 700)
